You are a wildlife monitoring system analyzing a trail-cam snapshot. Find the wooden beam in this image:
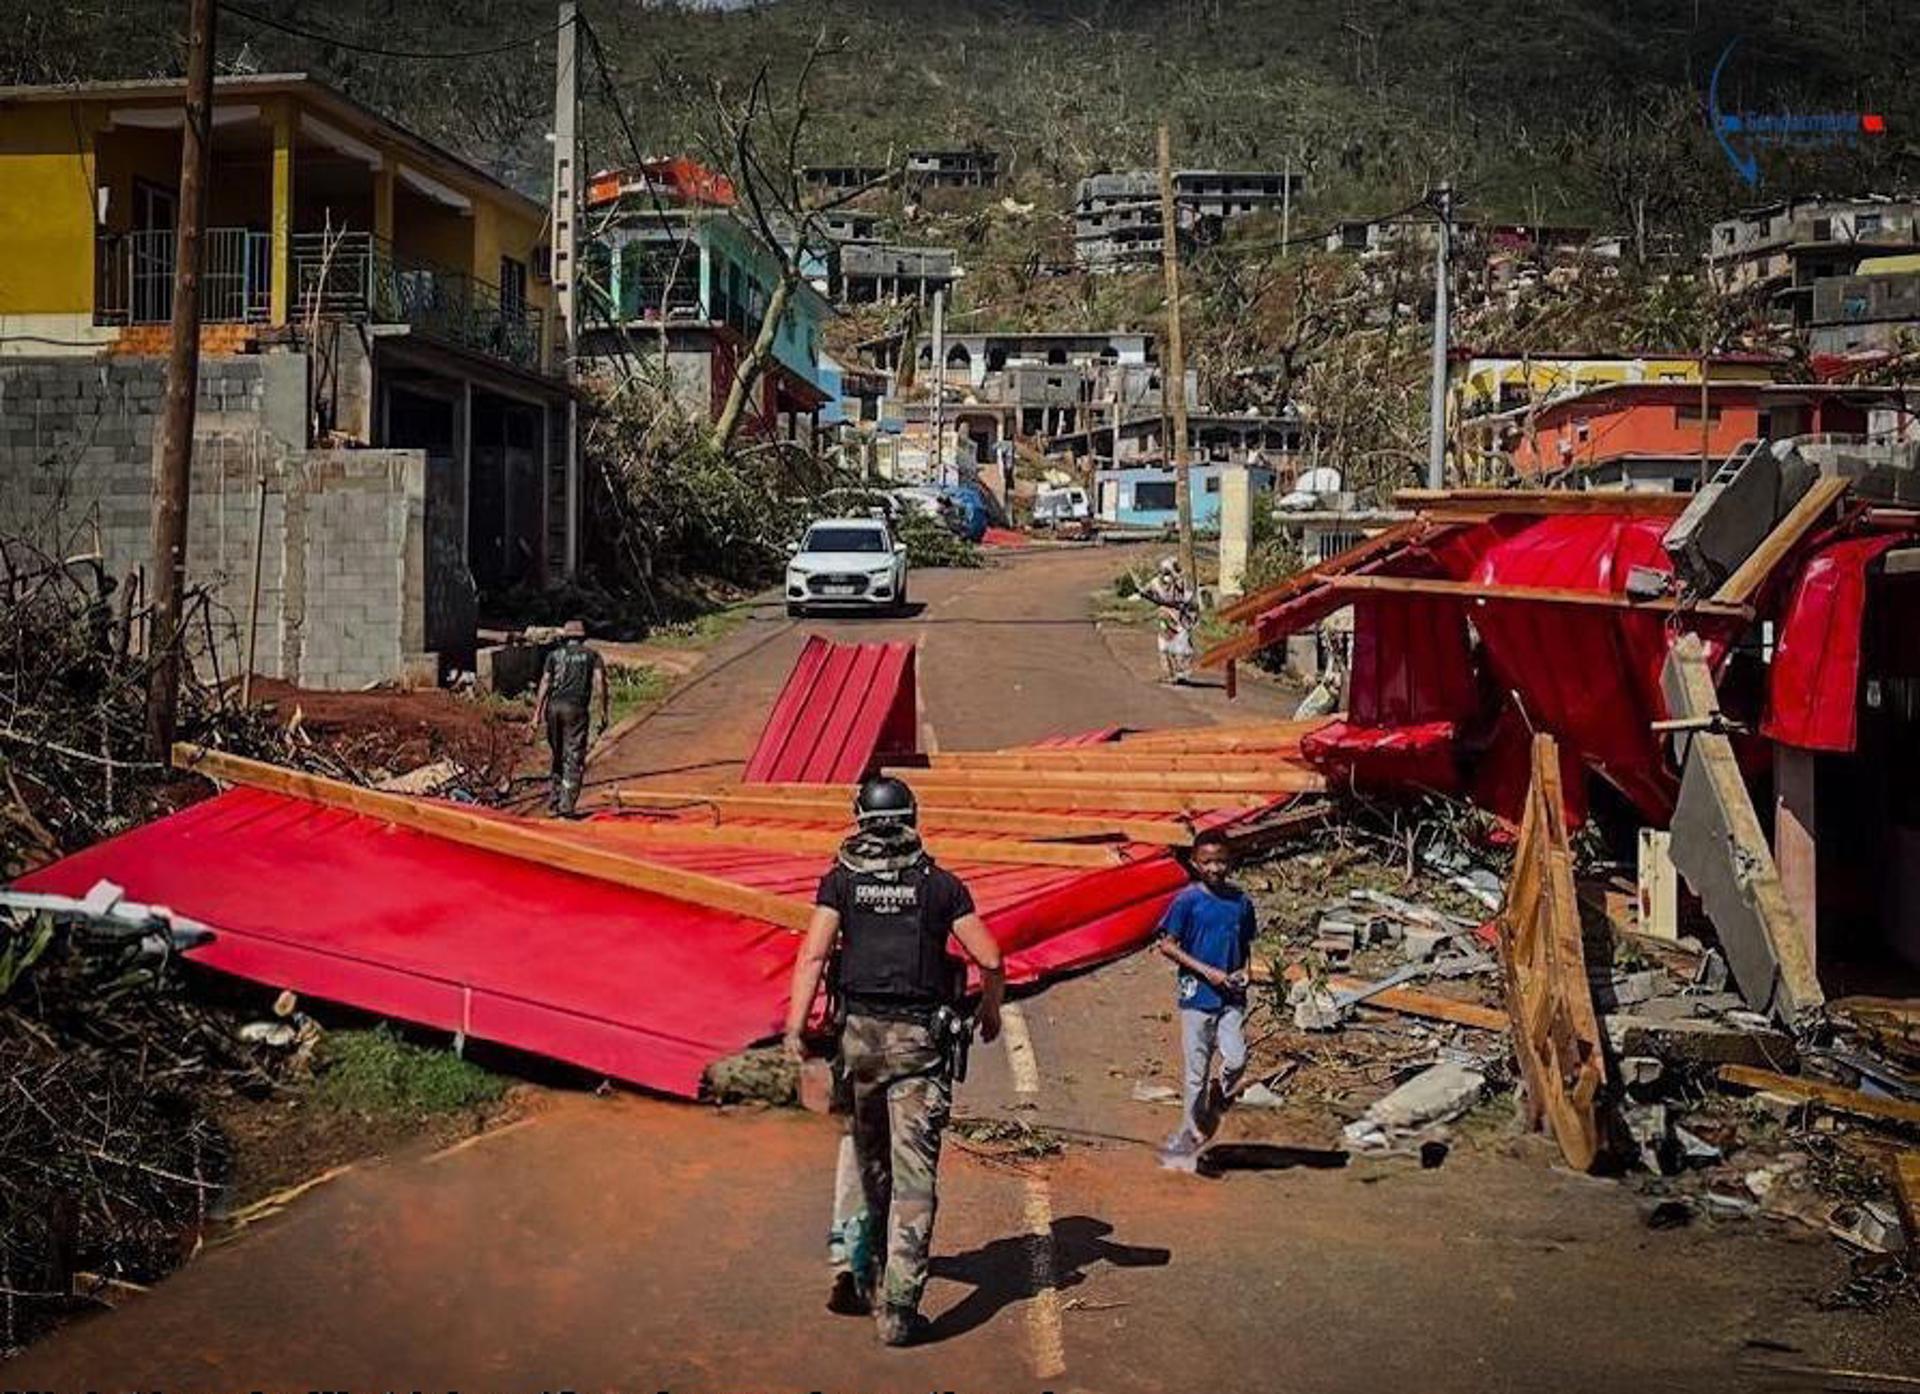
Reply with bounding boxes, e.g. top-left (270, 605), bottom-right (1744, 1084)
top-left (1215, 520), bottom-right (1425, 624)
top-left (881, 766), bottom-right (1327, 794)
top-left (1716, 1065), bottom-right (1920, 1128)
top-left (614, 786), bottom-right (1200, 839)
top-left (1893, 1150), bottom-right (1920, 1245)
top-left (1712, 475), bottom-right (1852, 605)
top-left (580, 819), bottom-right (1125, 869)
top-left (1113, 718), bottom-right (1332, 751)
top-left (1264, 961), bottom-right (1509, 1033)
top-left (172, 745), bottom-right (814, 931)
top-left (1329, 573), bottom-right (1752, 619)
top-left (1498, 733), bottom-right (1609, 1172)
top-left (1394, 488), bottom-right (1691, 518)
top-left (930, 751), bottom-right (1305, 773)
